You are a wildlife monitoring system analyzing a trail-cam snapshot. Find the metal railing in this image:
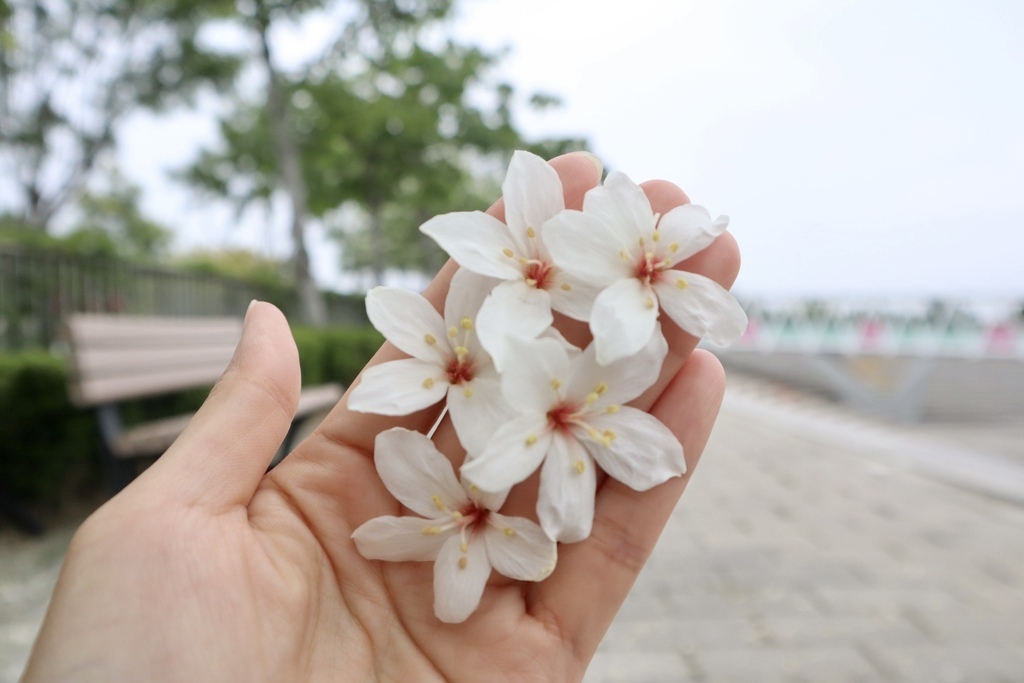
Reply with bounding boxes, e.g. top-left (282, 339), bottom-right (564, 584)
top-left (0, 247), bottom-right (365, 350)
